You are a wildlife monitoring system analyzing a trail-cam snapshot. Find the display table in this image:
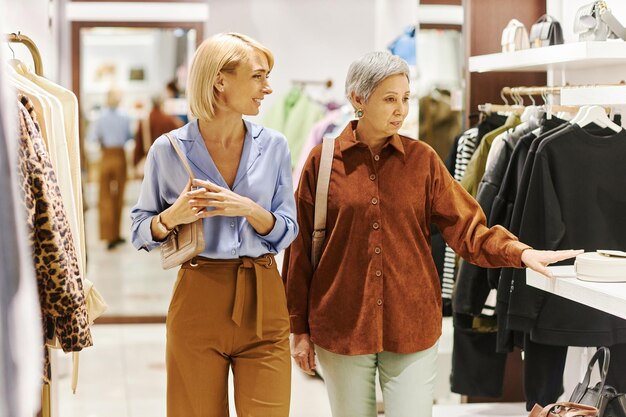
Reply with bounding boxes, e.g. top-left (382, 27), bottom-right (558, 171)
top-left (526, 266), bottom-right (626, 320)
